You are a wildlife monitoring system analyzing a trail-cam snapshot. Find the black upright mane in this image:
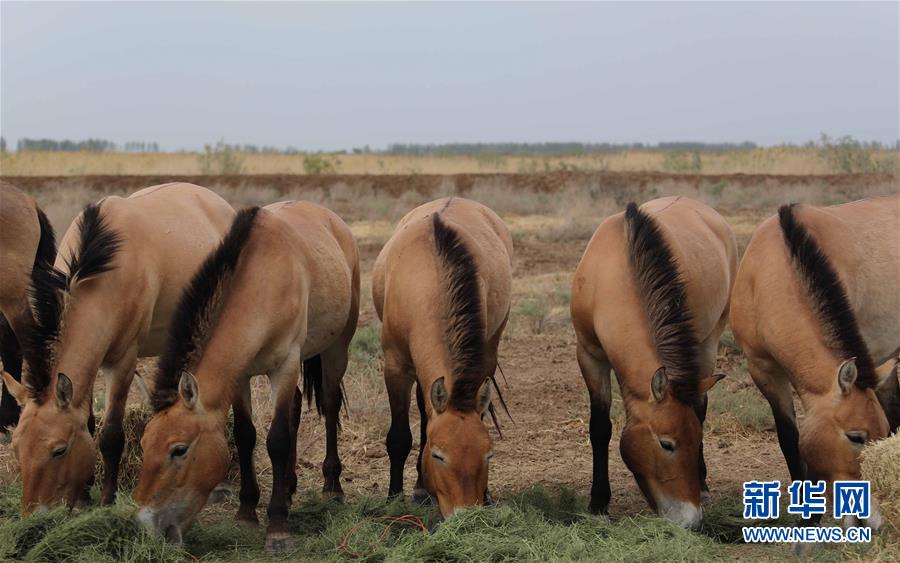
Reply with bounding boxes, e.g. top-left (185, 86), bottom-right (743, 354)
top-left (27, 202), bottom-right (121, 401)
top-left (778, 204), bottom-right (877, 389)
top-left (624, 202), bottom-right (701, 405)
top-left (432, 210), bottom-right (486, 412)
top-left (151, 207), bottom-right (260, 412)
